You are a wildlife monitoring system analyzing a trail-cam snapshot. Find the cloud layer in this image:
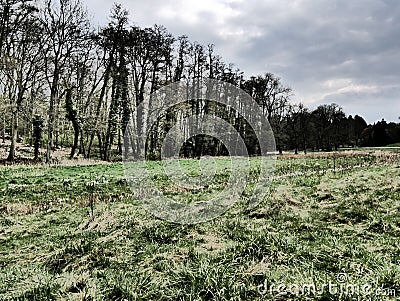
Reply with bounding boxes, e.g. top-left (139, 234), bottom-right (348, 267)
top-left (86, 0), bottom-right (400, 123)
